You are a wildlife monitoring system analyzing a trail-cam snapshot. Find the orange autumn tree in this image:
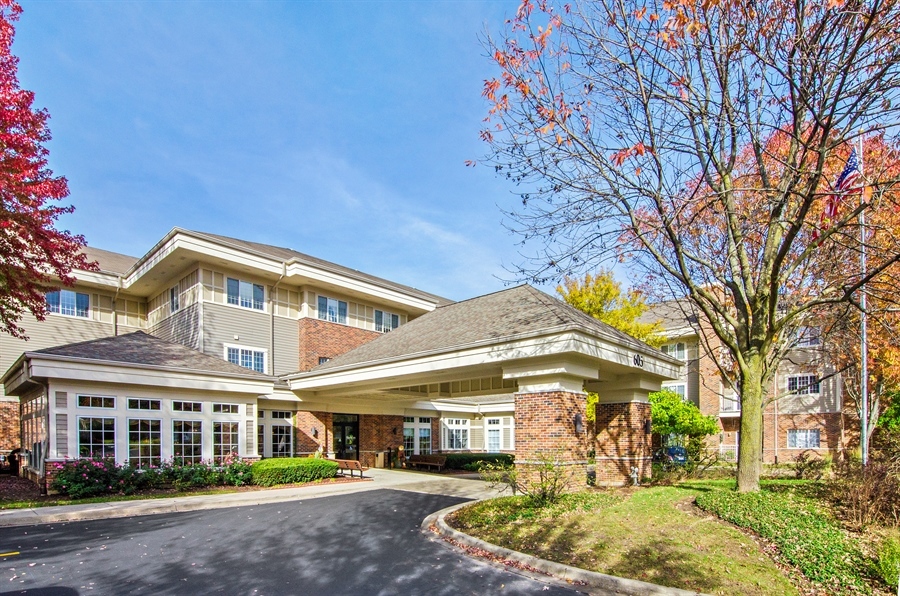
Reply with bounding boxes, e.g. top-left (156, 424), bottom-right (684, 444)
top-left (480, 0), bottom-right (900, 491)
